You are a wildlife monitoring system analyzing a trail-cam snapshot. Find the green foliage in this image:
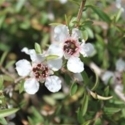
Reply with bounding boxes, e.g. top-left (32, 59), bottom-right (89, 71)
top-left (0, 0), bottom-right (125, 124)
